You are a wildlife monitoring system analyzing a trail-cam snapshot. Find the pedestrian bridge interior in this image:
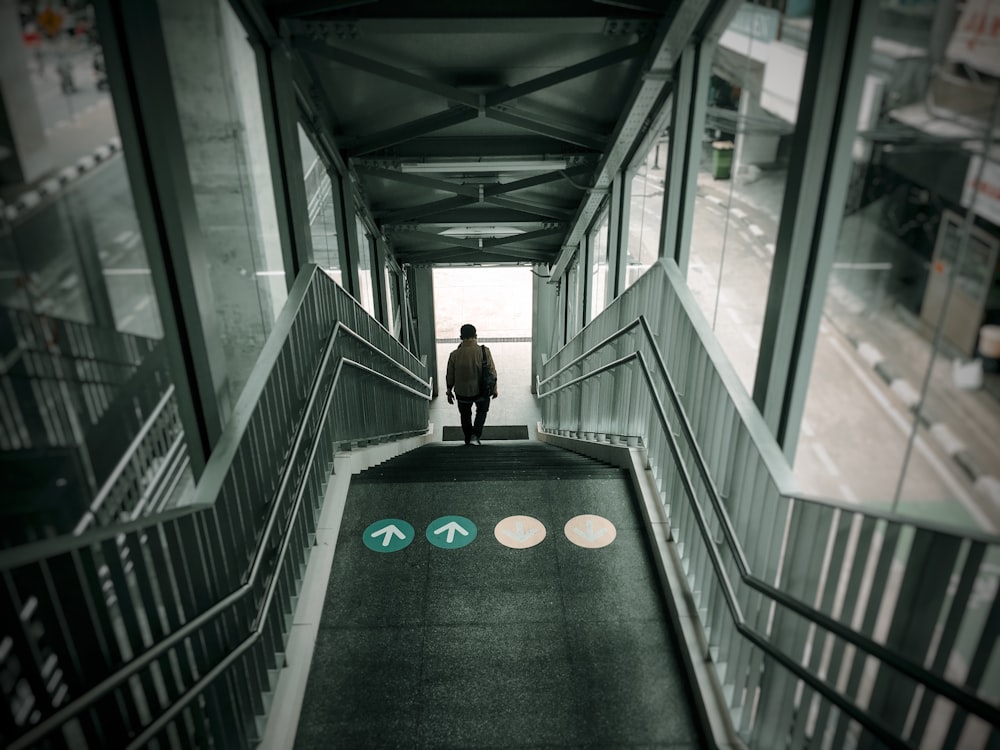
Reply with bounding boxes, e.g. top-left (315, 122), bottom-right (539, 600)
top-left (1, 1), bottom-right (998, 749)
